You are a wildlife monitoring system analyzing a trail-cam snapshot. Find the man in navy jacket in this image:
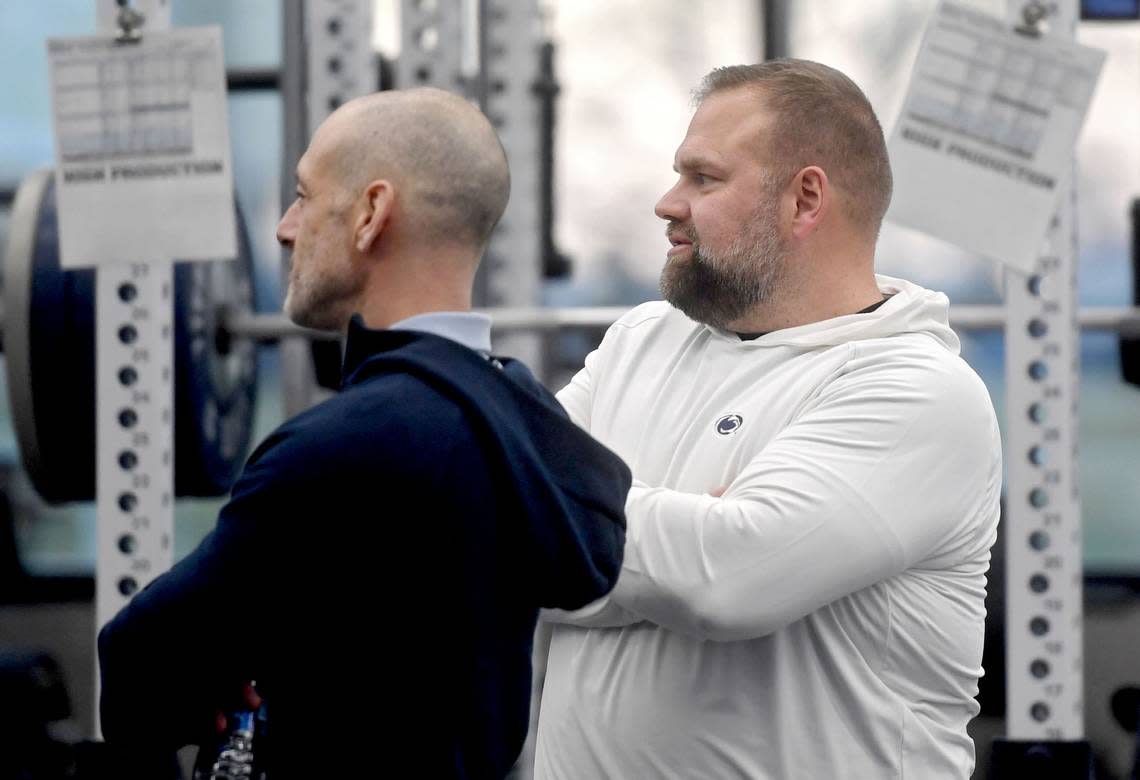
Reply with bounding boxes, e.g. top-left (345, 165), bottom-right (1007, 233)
top-left (97, 88), bottom-right (630, 778)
